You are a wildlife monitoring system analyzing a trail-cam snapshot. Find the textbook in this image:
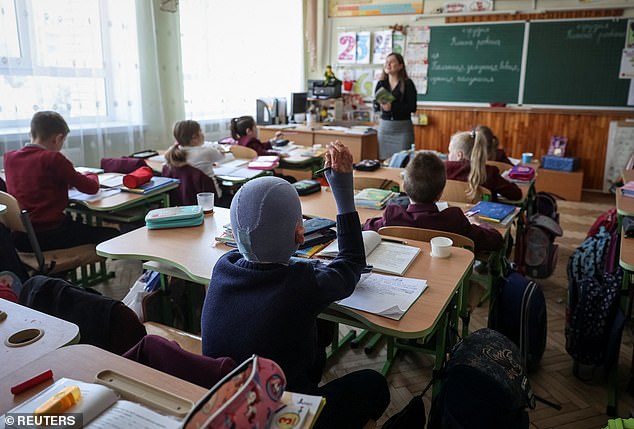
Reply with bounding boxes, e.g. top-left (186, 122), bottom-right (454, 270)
top-left (317, 230), bottom-right (421, 276)
top-left (467, 201), bottom-right (516, 223)
top-left (5, 377), bottom-right (182, 429)
top-left (354, 188), bottom-right (397, 210)
top-left (120, 176), bottom-right (179, 194)
top-left (375, 87), bottom-right (396, 104)
top-left (271, 391), bottom-right (326, 429)
top-left (337, 273), bottom-right (428, 320)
